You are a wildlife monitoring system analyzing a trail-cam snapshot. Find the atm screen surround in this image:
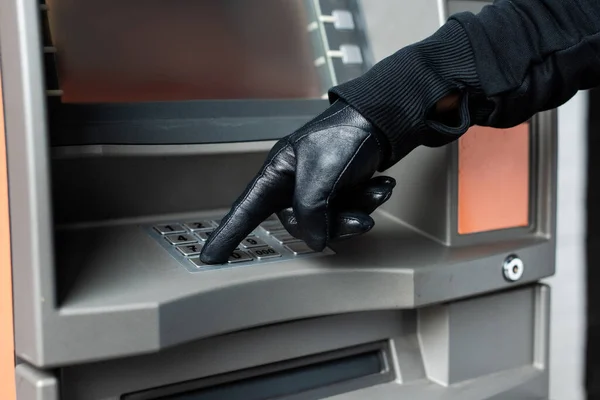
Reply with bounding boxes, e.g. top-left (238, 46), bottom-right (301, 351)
top-left (44, 0), bottom-right (374, 146)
